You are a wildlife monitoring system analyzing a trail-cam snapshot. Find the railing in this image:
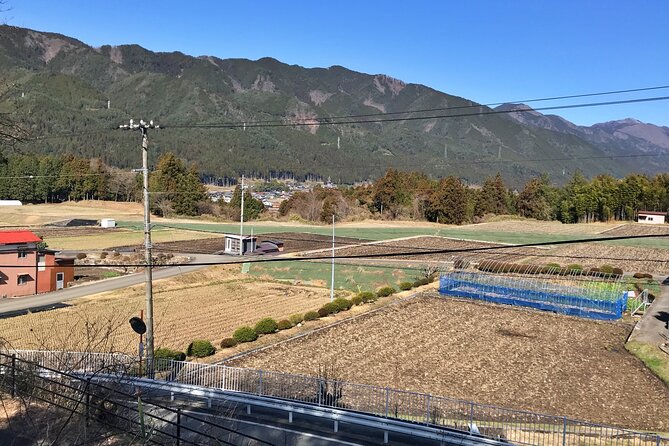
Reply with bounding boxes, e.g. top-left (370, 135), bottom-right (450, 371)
top-left (5, 349), bottom-right (669, 446)
top-left (630, 289), bottom-right (651, 316)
